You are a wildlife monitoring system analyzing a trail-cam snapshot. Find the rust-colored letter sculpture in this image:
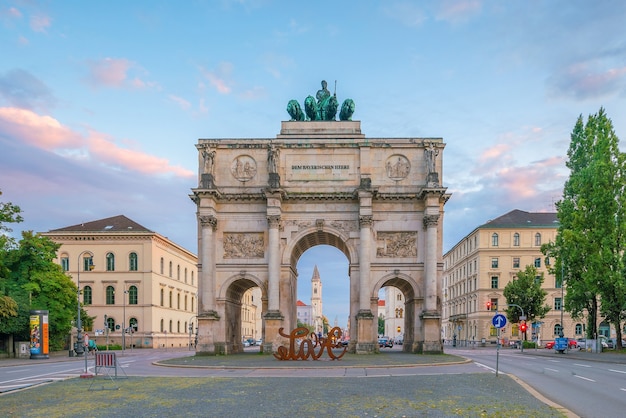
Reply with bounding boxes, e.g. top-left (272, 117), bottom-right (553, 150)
top-left (273, 326), bottom-right (347, 361)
